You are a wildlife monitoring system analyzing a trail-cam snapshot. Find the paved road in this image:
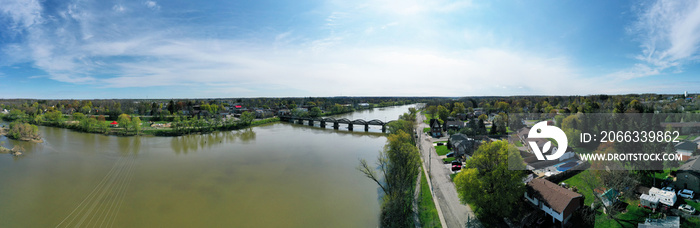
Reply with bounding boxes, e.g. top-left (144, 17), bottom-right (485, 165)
top-left (416, 114), bottom-right (479, 228)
